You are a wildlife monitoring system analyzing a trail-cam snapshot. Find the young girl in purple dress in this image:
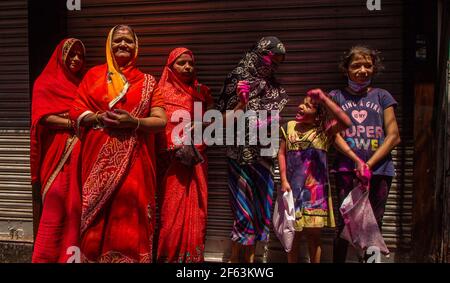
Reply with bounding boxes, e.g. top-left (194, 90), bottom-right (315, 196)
top-left (278, 89), bottom-right (351, 263)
